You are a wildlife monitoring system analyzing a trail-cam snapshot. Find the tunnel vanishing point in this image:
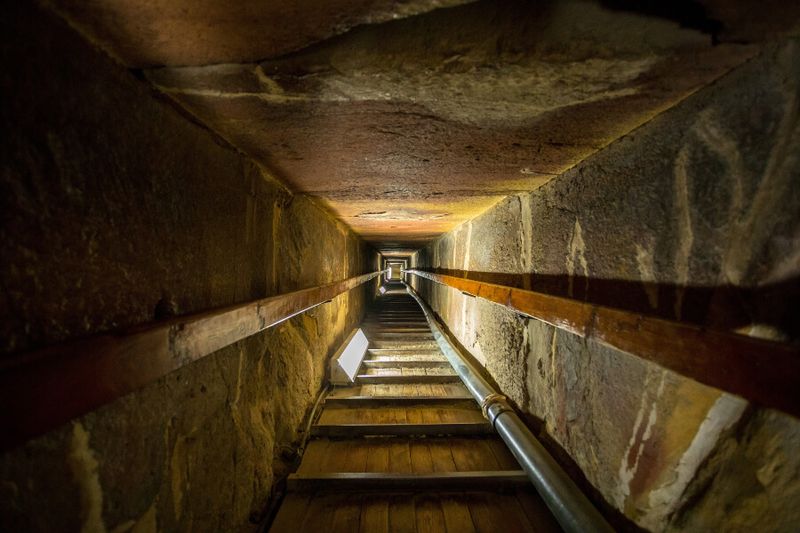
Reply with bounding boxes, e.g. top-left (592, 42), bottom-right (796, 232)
top-left (2, 1), bottom-right (800, 532)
